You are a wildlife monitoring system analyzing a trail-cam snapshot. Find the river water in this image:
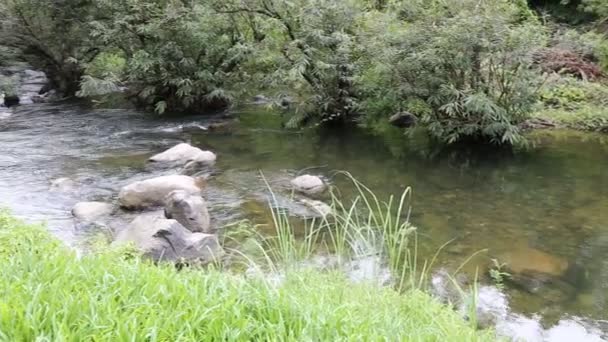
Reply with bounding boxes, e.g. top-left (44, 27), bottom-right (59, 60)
top-left (1, 102), bottom-right (607, 333)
